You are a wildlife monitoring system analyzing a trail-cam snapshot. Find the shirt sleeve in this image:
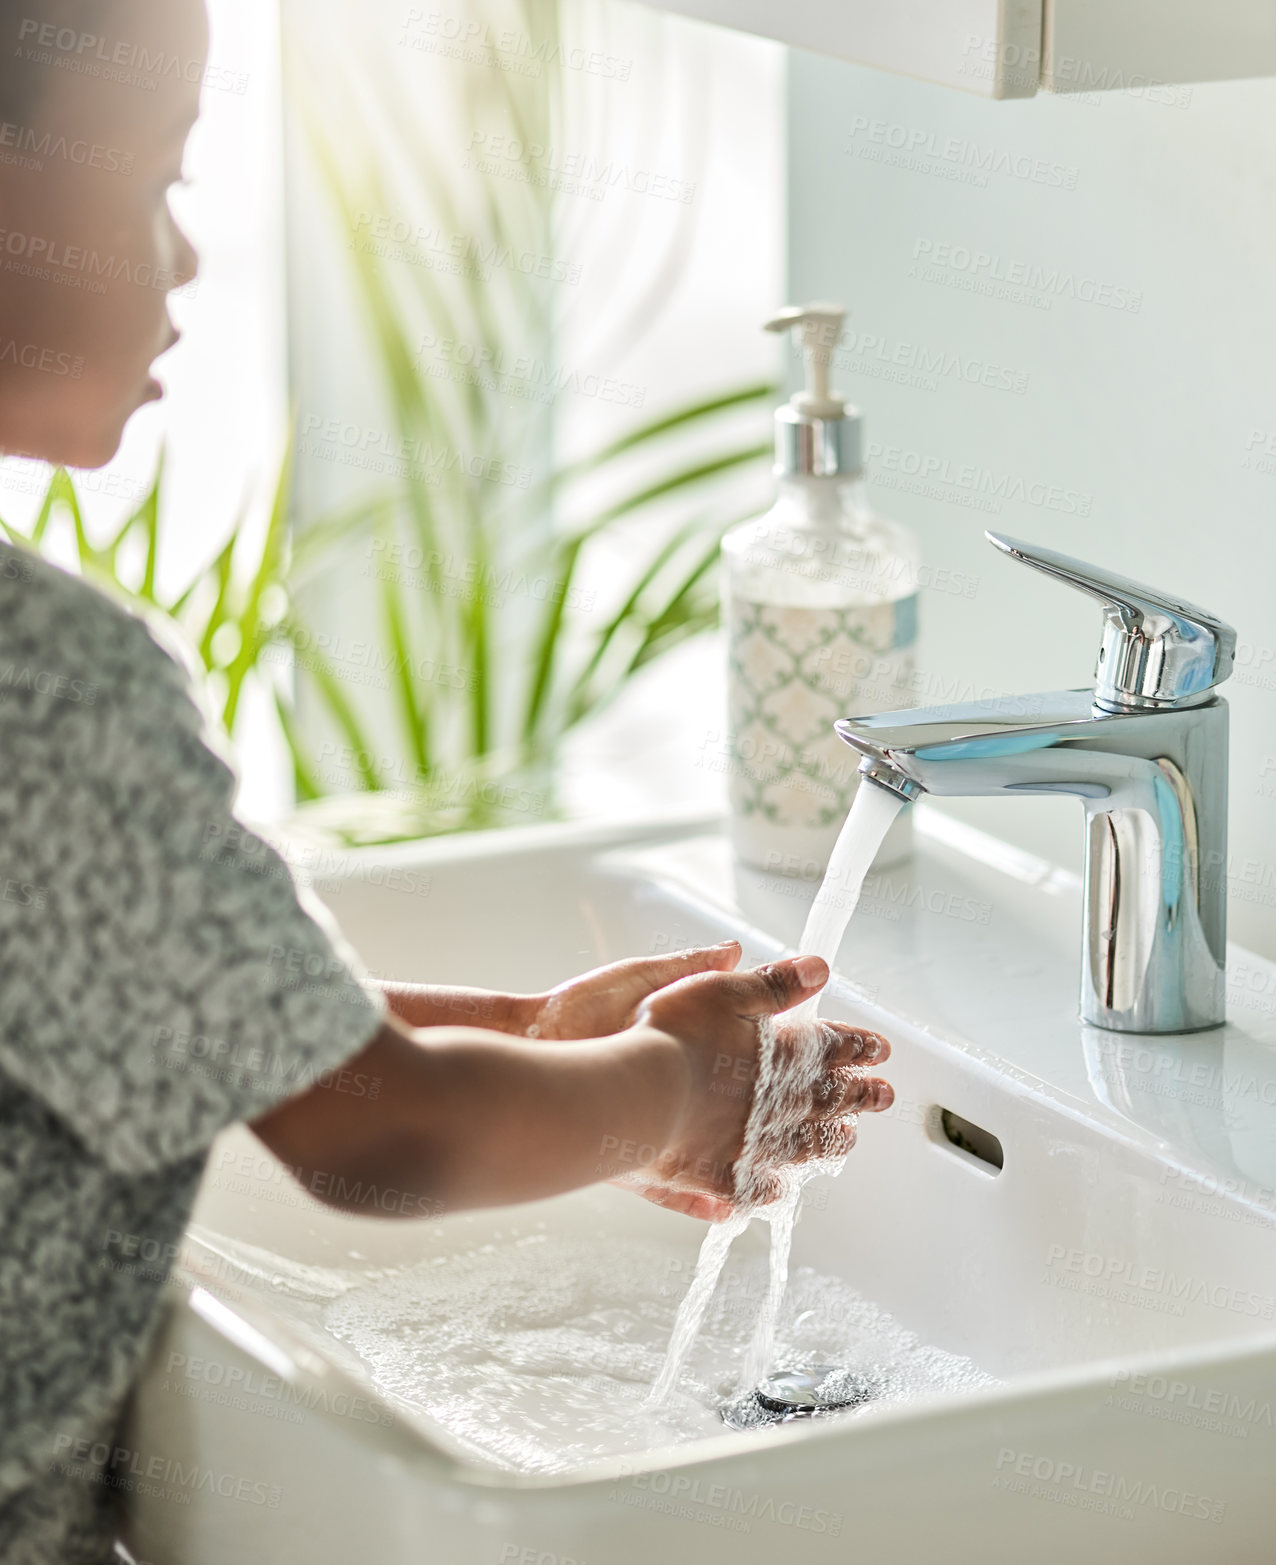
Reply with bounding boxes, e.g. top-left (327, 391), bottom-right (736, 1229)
top-left (0, 557), bottom-right (387, 1176)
